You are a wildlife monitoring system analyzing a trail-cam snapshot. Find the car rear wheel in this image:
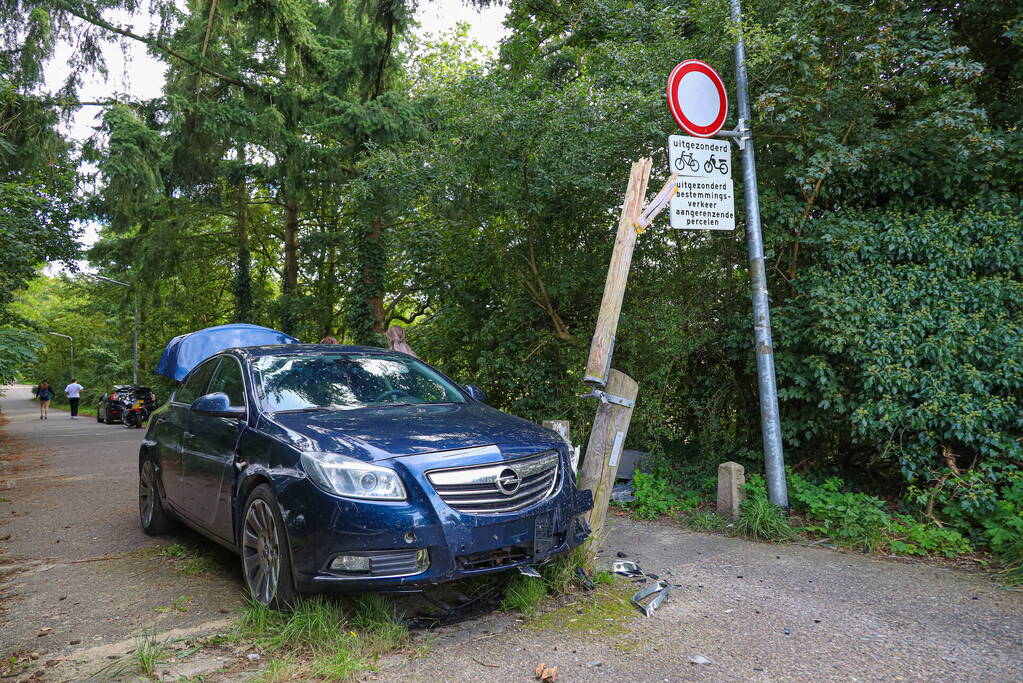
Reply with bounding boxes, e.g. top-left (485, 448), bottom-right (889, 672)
top-left (241, 485), bottom-right (296, 610)
top-left (105, 410), bottom-right (114, 425)
top-left (139, 459), bottom-right (176, 534)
